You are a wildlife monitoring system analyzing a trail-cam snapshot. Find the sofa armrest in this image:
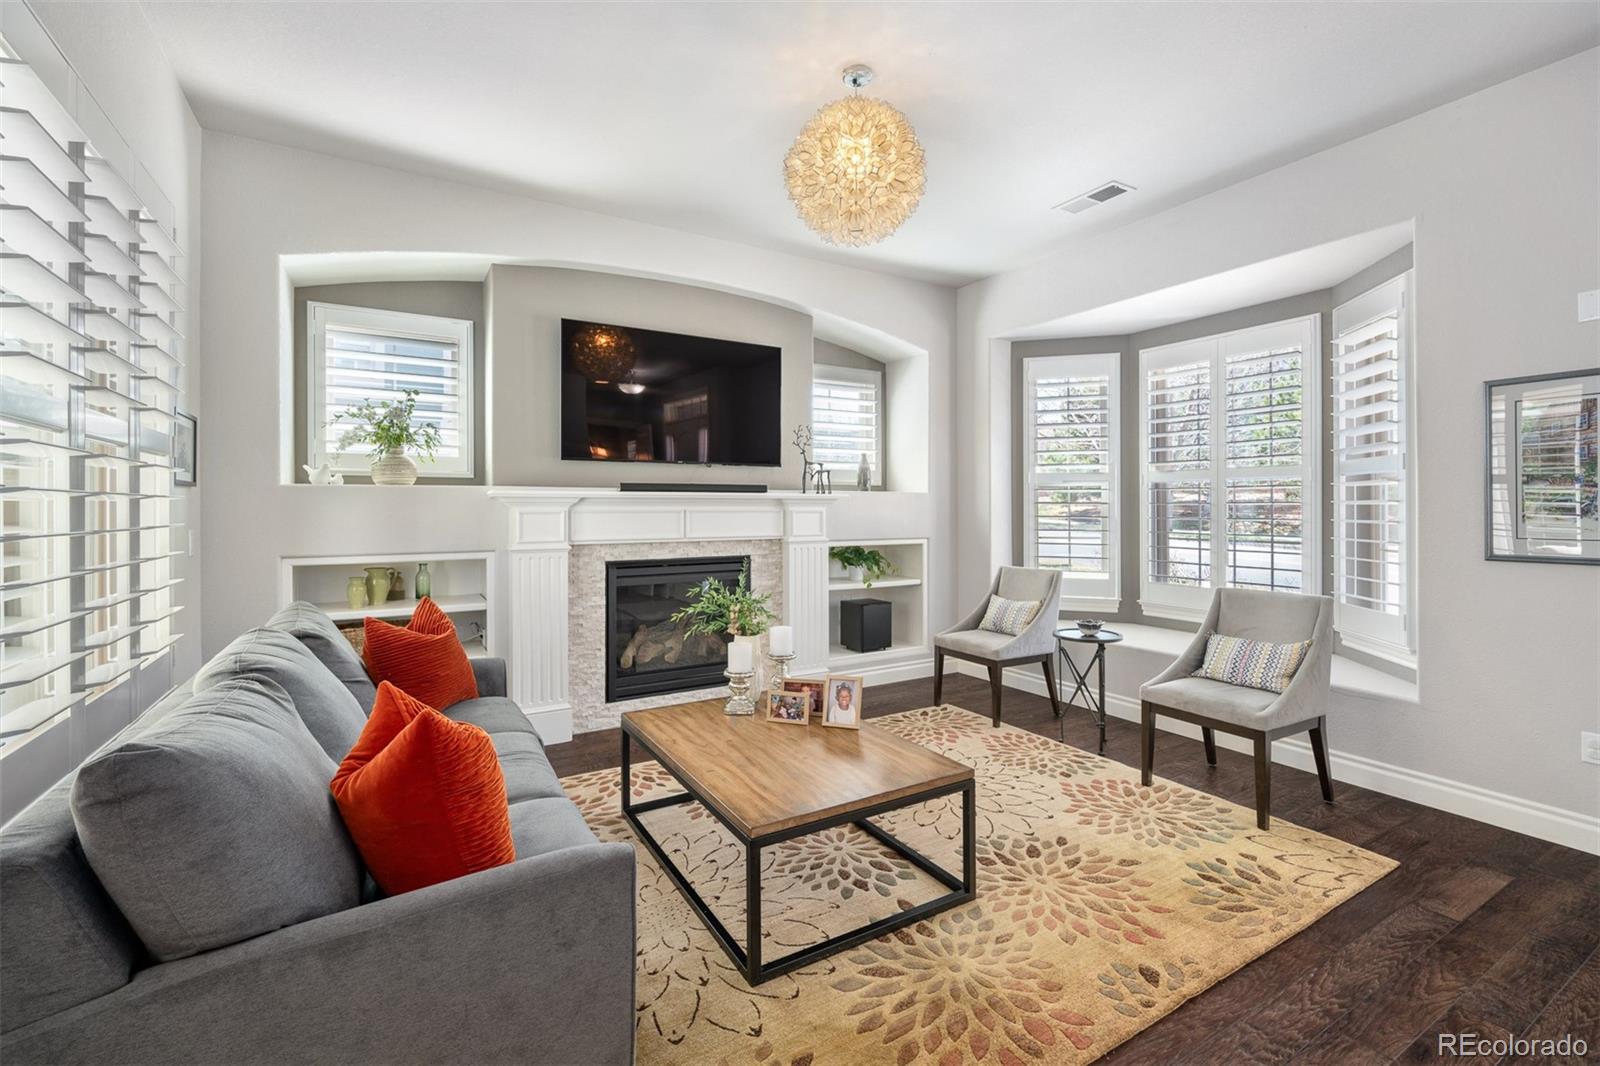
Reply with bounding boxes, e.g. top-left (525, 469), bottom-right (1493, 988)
top-left (471, 656), bottom-right (508, 698)
top-left (1, 843), bottom-right (637, 1066)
